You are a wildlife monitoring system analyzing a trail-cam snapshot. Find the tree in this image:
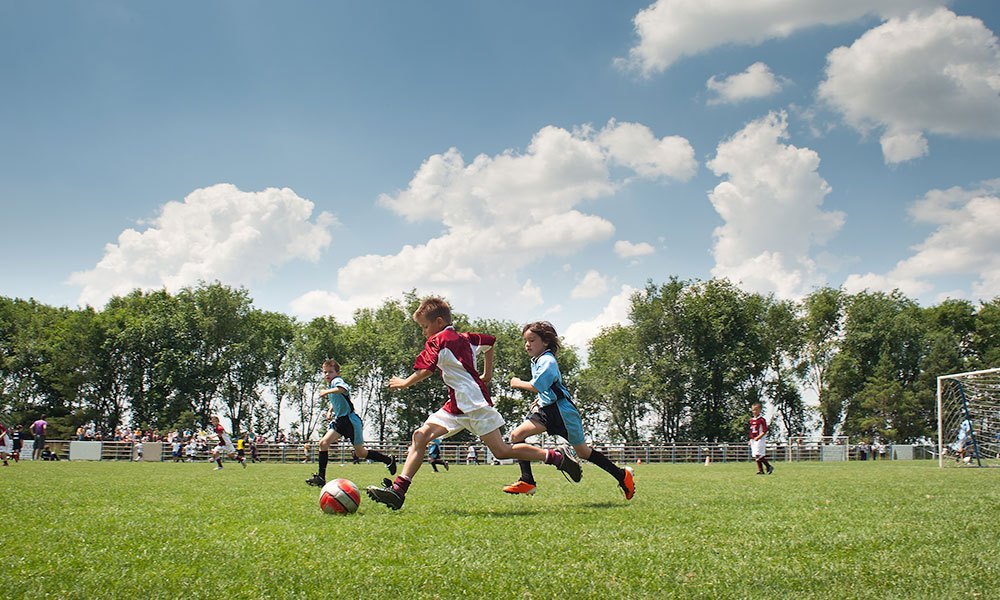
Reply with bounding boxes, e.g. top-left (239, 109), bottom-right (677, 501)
top-left (800, 287), bottom-right (845, 436)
